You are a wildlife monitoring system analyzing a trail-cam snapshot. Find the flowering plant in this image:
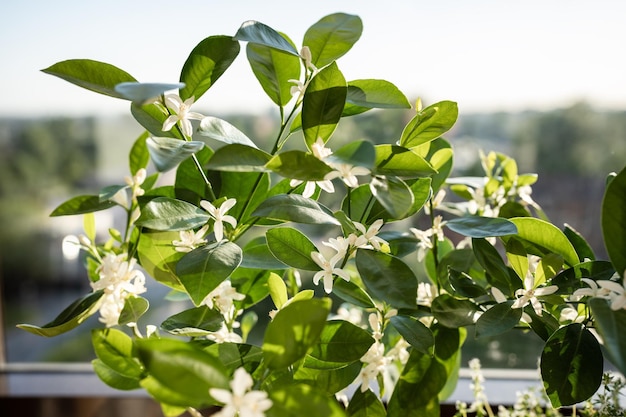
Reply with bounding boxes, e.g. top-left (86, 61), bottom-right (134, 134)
top-left (18, 12), bottom-right (626, 417)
